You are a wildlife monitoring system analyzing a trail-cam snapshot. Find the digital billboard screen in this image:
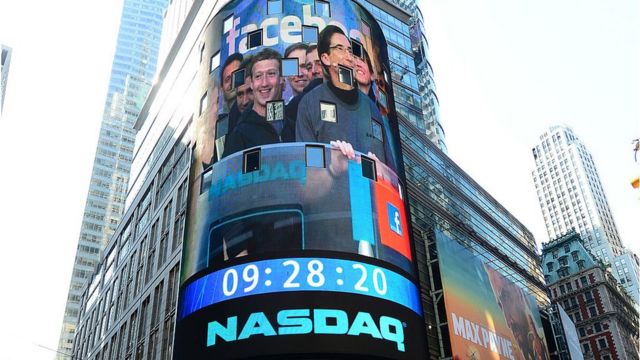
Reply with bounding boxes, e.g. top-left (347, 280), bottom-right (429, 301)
top-left (176, 0), bottom-right (425, 358)
top-left (436, 230), bottom-right (550, 360)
